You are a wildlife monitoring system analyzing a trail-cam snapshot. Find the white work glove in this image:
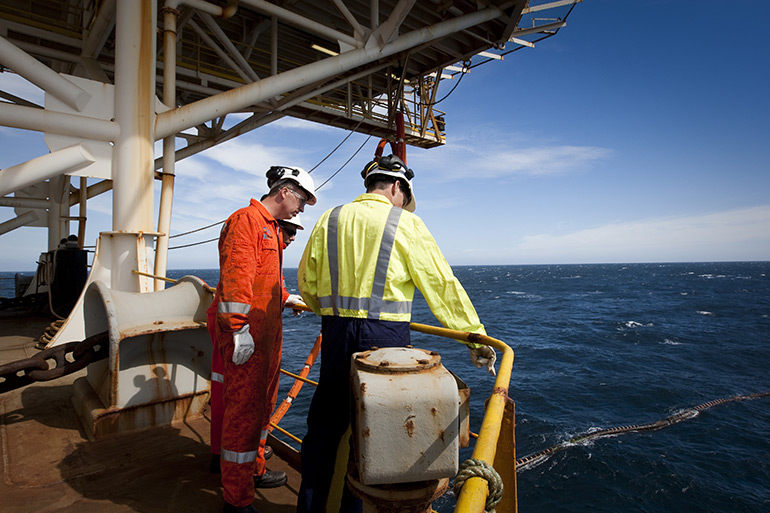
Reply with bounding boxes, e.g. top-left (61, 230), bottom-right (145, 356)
top-left (284, 294), bottom-right (307, 316)
top-left (232, 324), bottom-right (254, 365)
top-left (469, 345), bottom-right (497, 376)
